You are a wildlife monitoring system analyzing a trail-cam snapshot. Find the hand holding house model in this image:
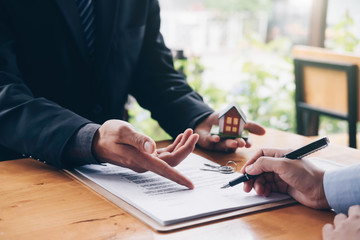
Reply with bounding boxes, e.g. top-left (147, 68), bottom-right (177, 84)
top-left (211, 104), bottom-right (249, 140)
